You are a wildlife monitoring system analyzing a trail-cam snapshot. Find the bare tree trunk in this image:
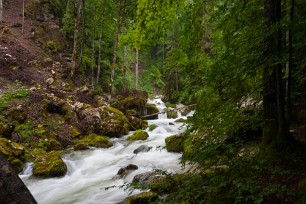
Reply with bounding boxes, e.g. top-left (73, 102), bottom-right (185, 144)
top-left (78, 0), bottom-right (85, 69)
top-left (69, 0), bottom-right (83, 79)
top-left (0, 0), bottom-right (3, 22)
top-left (285, 0), bottom-right (294, 125)
top-left (122, 0), bottom-right (127, 93)
top-left (91, 7), bottom-right (97, 88)
top-left (135, 49), bottom-right (139, 90)
top-left (97, 0), bottom-right (105, 86)
top-left (110, 0), bottom-right (121, 94)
